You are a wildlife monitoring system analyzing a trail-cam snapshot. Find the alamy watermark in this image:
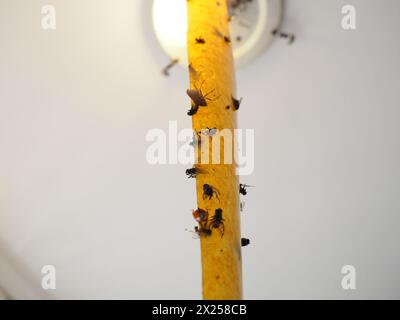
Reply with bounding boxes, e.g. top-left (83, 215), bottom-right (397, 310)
top-left (146, 121), bottom-right (254, 175)
top-left (341, 265), bottom-right (356, 290)
top-left (41, 5), bottom-right (56, 30)
top-left (341, 5), bottom-right (356, 30)
top-left (41, 265), bottom-right (56, 290)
